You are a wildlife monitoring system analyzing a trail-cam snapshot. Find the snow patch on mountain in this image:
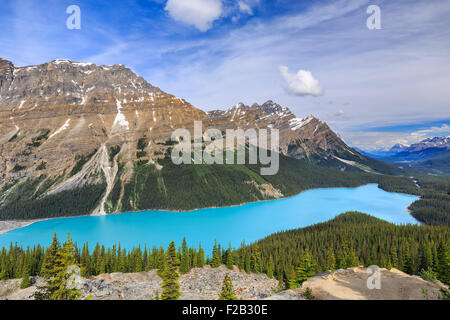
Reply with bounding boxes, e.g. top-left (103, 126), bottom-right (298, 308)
top-left (113, 99), bottom-right (129, 130)
top-left (289, 115), bottom-right (314, 131)
top-left (49, 119), bottom-right (71, 139)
